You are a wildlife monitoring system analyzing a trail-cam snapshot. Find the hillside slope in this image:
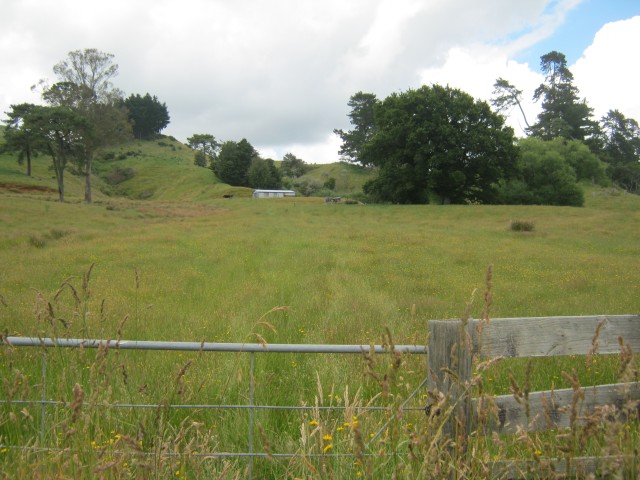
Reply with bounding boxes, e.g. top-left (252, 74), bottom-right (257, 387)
top-left (0, 136), bottom-right (372, 202)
